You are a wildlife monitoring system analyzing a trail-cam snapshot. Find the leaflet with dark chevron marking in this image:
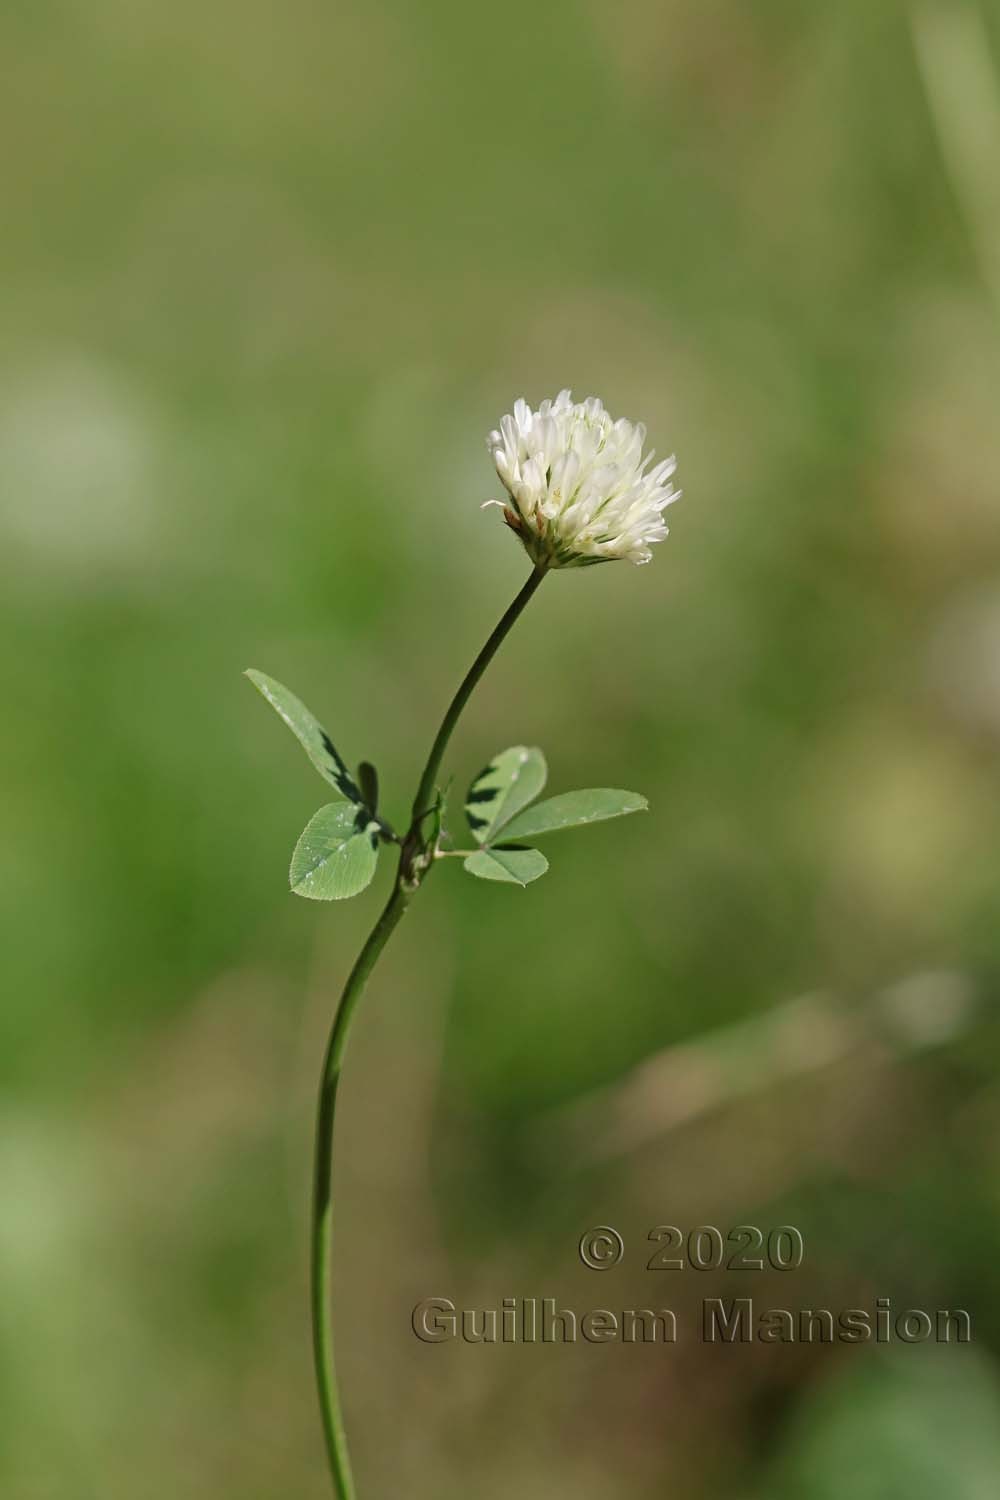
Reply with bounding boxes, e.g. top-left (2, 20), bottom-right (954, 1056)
top-left (245, 669), bottom-right (365, 805)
